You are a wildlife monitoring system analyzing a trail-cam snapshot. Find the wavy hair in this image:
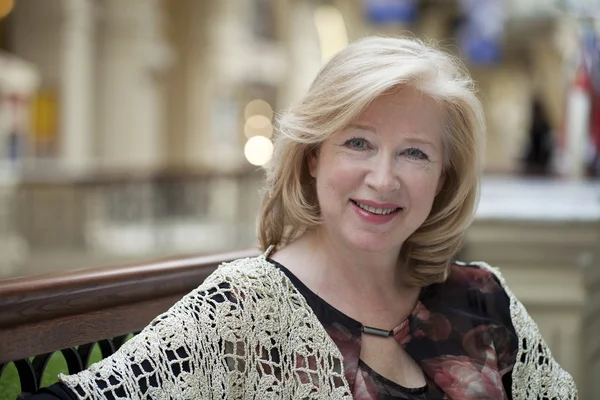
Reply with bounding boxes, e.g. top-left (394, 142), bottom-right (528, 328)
top-left (258, 36), bottom-right (485, 287)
